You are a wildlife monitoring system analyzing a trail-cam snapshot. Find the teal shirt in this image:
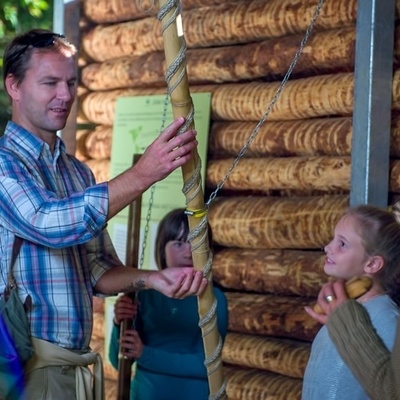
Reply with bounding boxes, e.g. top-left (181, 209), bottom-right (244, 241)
top-left (109, 286), bottom-right (229, 400)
